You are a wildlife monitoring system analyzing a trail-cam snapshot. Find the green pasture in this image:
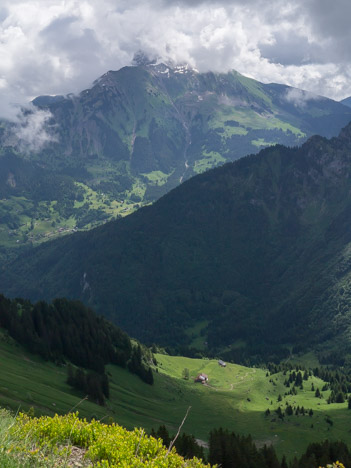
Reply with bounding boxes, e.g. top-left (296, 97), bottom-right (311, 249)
top-left (234, 72), bottom-right (273, 106)
top-left (210, 108), bottom-right (305, 138)
top-left (251, 138), bottom-right (275, 147)
top-left (193, 152), bottom-right (226, 174)
top-left (0, 332), bottom-right (350, 460)
top-left (0, 181), bottom-right (143, 248)
top-left (141, 170), bottom-right (171, 186)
